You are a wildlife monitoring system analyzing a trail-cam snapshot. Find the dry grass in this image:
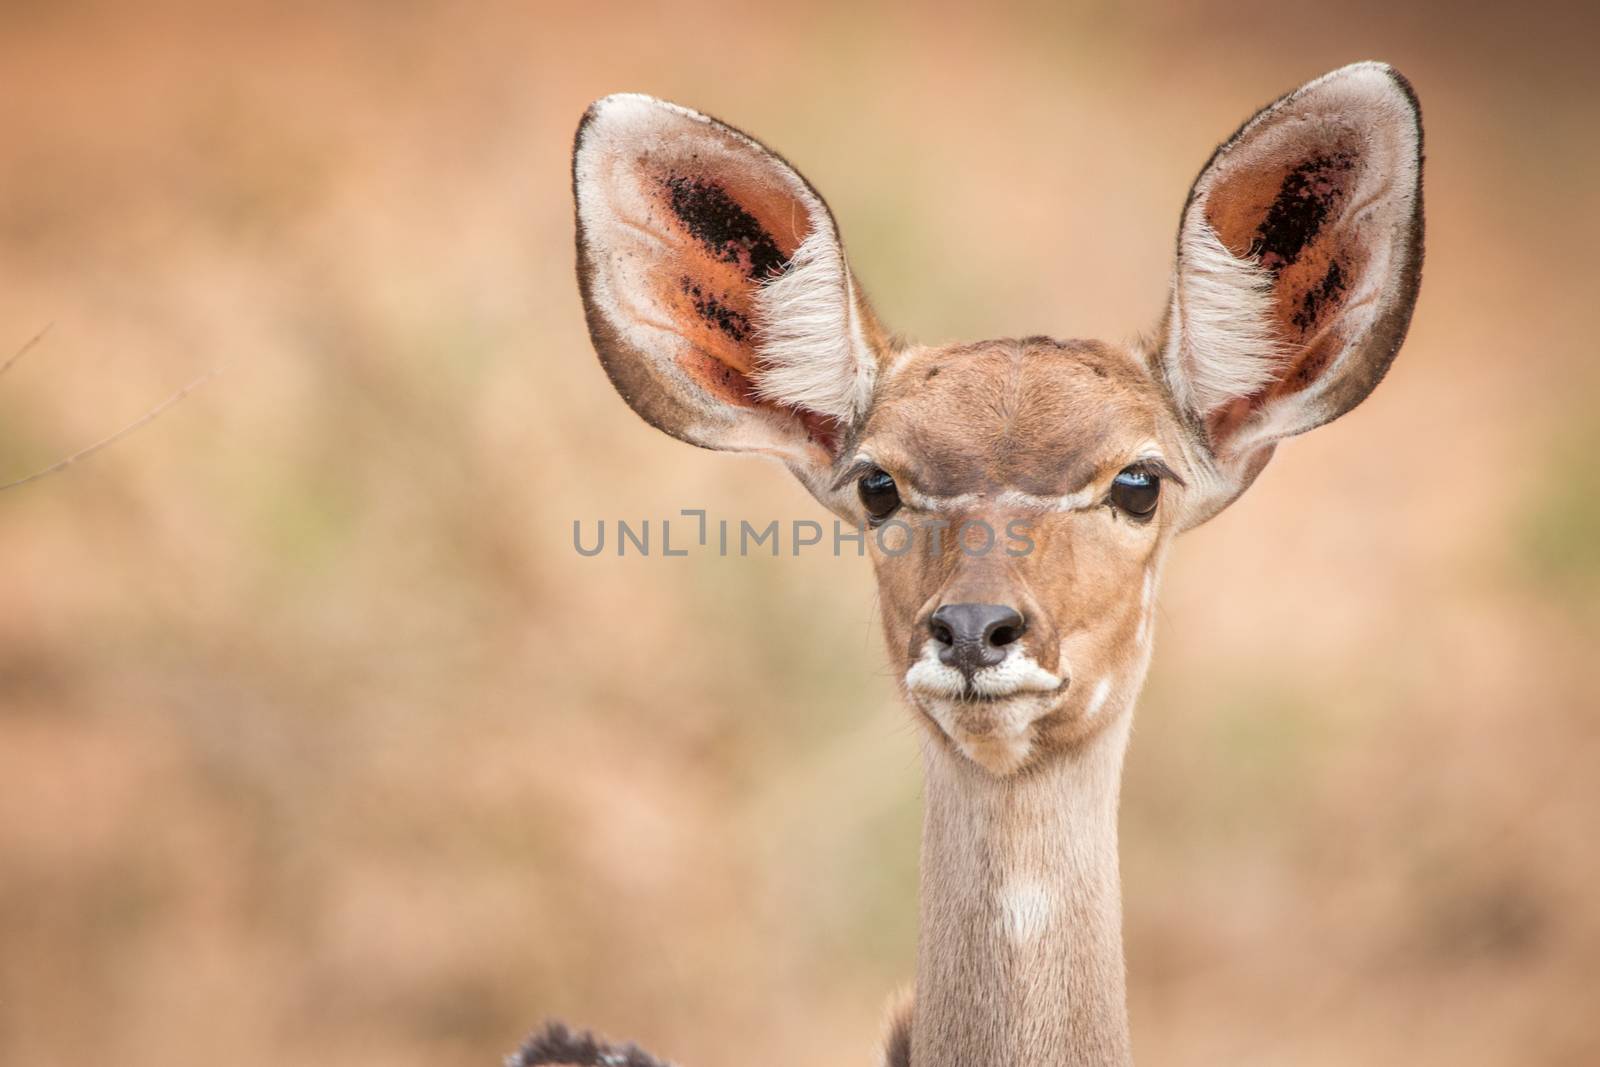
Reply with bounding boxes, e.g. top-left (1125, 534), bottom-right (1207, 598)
top-left (1, 2), bottom-right (1596, 1065)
